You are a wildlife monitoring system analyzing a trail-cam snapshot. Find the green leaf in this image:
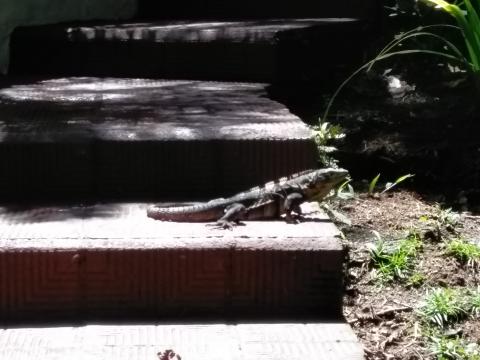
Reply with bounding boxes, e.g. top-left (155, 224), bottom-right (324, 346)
top-left (337, 180), bottom-right (355, 200)
top-left (368, 174), bottom-right (381, 194)
top-left (382, 174), bottom-right (415, 193)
